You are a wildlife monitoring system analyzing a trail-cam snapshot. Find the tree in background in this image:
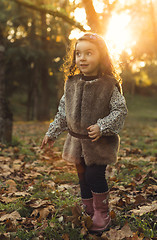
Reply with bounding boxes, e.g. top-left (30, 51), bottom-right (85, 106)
top-left (0, 24), bottom-right (12, 143)
top-left (1, 0), bottom-right (84, 123)
top-left (1, 0), bottom-right (157, 142)
top-left (81, 0), bottom-right (118, 34)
